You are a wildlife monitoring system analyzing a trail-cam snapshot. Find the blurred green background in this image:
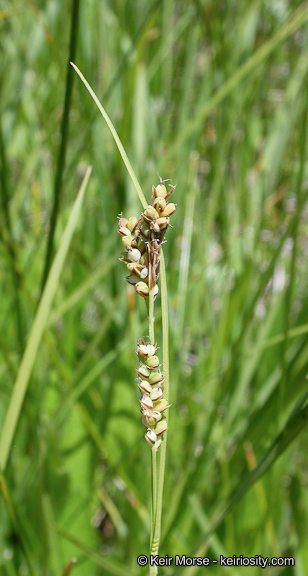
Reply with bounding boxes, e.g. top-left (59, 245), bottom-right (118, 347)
top-left (1, 0), bottom-right (308, 574)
